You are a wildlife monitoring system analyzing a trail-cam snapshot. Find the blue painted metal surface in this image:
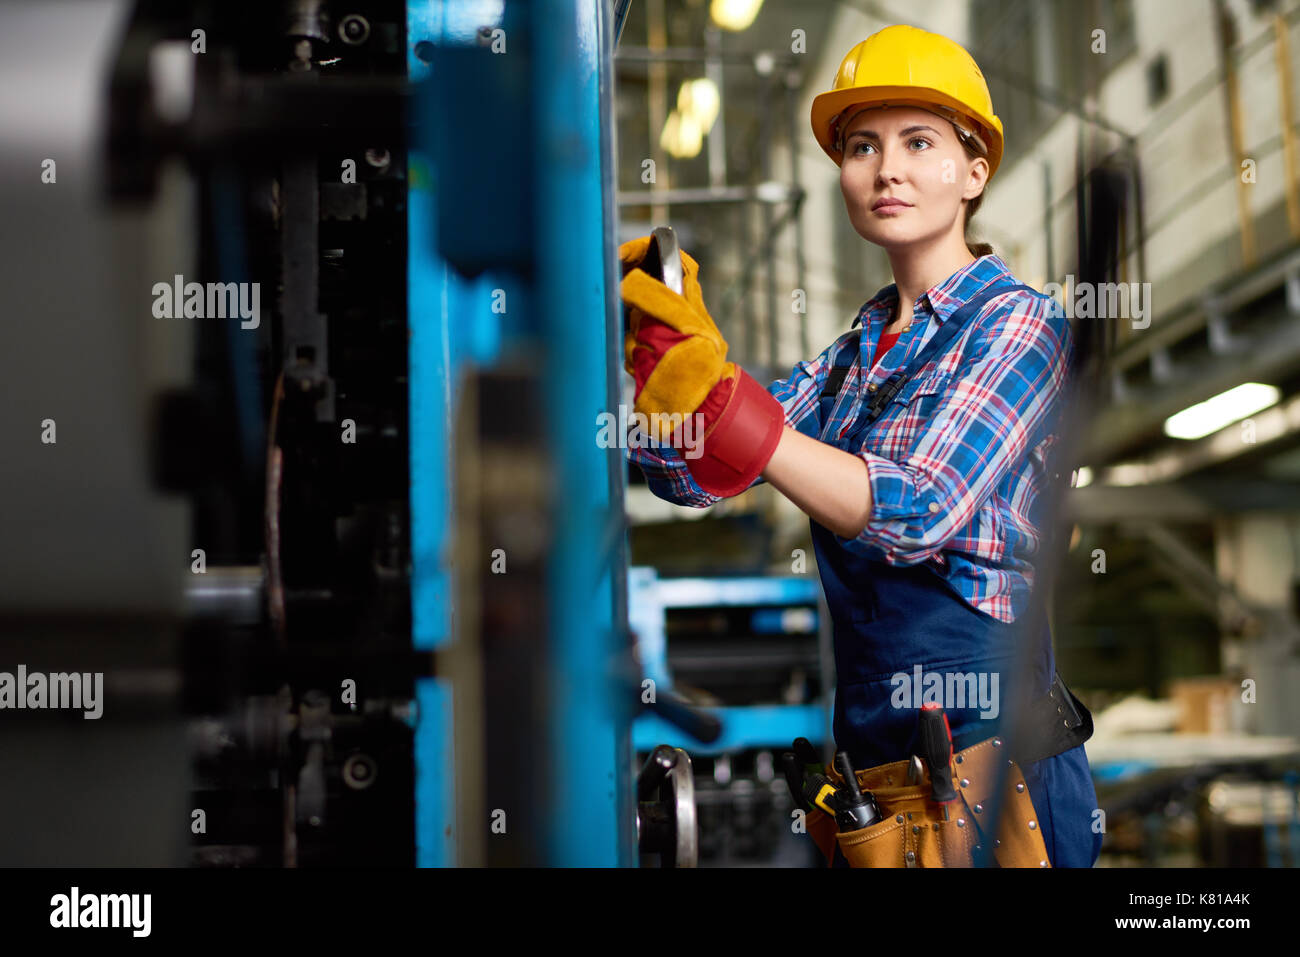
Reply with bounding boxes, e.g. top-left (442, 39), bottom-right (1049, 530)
top-left (408, 0), bottom-right (633, 866)
top-left (649, 575), bottom-right (821, 609)
top-left (629, 566), bottom-right (833, 753)
top-left (536, 0), bottom-right (632, 867)
top-left (413, 678), bottom-right (454, 867)
top-left (409, 0), bottom-right (517, 868)
top-left (633, 704), bottom-right (827, 755)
